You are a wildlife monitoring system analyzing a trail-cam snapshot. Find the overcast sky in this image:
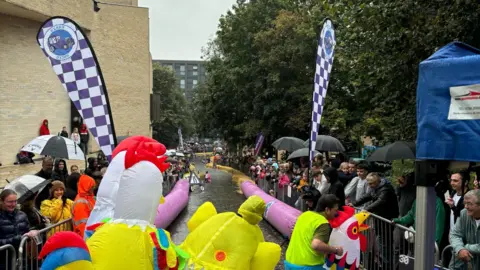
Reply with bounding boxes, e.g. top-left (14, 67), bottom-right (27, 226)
top-left (138, 0), bottom-right (237, 61)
